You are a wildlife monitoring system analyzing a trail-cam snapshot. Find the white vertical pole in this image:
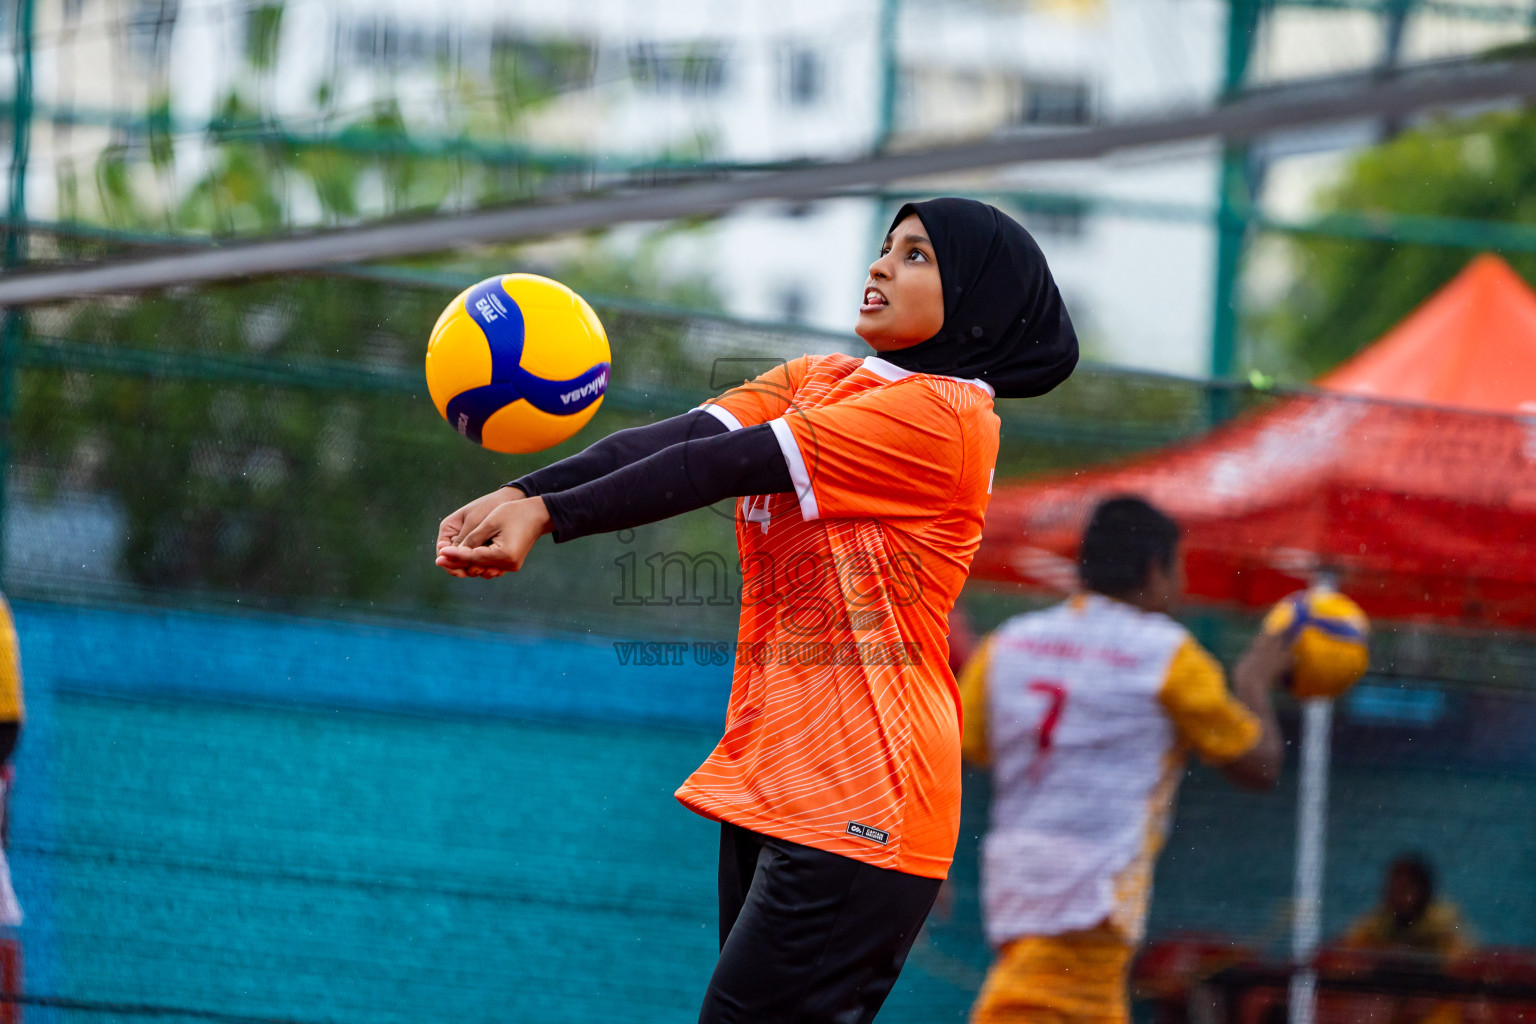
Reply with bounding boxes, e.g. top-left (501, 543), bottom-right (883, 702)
top-left (1289, 698), bottom-right (1333, 1024)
